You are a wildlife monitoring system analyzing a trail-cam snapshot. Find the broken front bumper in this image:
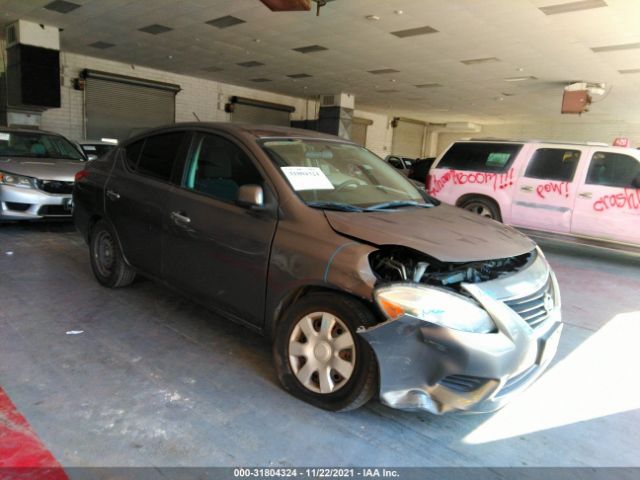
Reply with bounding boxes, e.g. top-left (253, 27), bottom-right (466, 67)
top-left (360, 254), bottom-right (562, 414)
